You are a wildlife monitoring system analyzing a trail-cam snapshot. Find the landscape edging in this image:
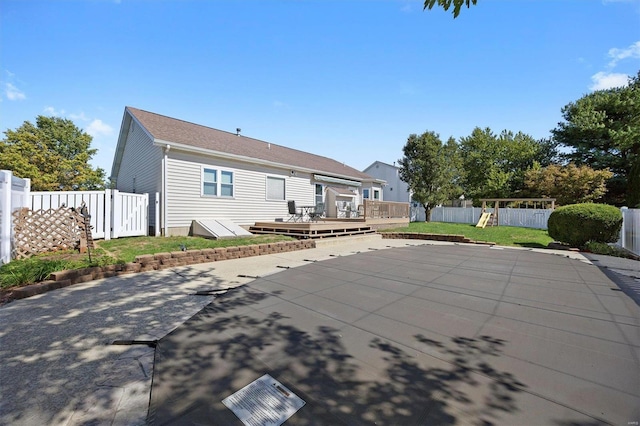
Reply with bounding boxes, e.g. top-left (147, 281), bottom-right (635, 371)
top-left (8, 240), bottom-right (316, 302)
top-left (380, 232), bottom-right (496, 246)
